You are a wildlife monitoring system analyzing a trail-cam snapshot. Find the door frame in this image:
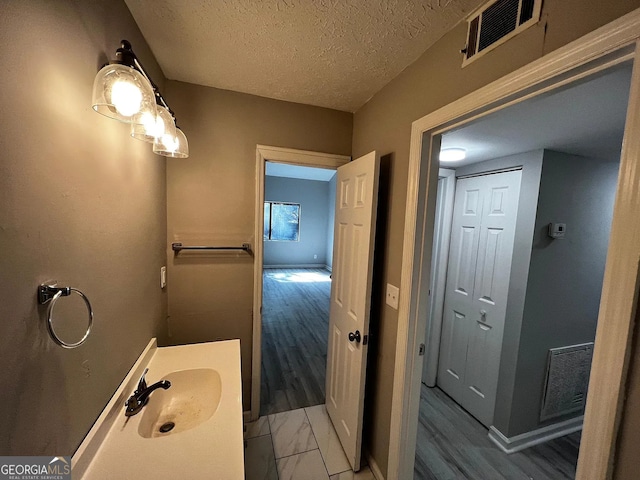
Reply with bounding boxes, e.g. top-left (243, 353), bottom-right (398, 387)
top-left (251, 145), bottom-right (350, 421)
top-left (422, 168), bottom-right (456, 387)
top-left (388, 9), bottom-right (640, 480)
